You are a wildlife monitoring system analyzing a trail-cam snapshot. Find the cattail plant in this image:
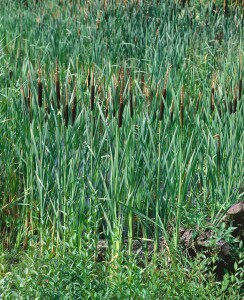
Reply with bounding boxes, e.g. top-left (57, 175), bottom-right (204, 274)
top-left (90, 65), bottom-right (95, 111)
top-left (87, 67), bottom-right (91, 88)
top-left (129, 77), bottom-right (133, 118)
top-left (213, 134), bottom-right (221, 172)
top-left (27, 73), bottom-right (32, 122)
top-left (112, 74), bottom-right (117, 117)
top-left (223, 0), bottom-right (228, 15)
top-left (239, 55), bottom-right (242, 101)
top-left (170, 98), bottom-right (174, 123)
top-left (56, 58), bottom-right (61, 110)
top-left (233, 87), bottom-right (237, 113)
top-left (37, 63), bottom-right (42, 108)
top-left (9, 70), bottom-right (13, 80)
top-left (229, 101), bottom-right (233, 114)
top-left (105, 90), bottom-right (111, 119)
top-left (45, 103), bottom-right (50, 122)
top-left (159, 66), bottom-right (171, 121)
top-left (118, 70), bottom-right (124, 128)
top-left (21, 83), bottom-right (28, 112)
top-left (64, 88), bottom-right (69, 127)
top-left (195, 91), bottom-right (201, 112)
top-left (141, 73), bottom-right (145, 93)
top-left (210, 79), bottom-right (215, 113)
top-left (71, 85), bottom-right (77, 125)
top-left (180, 86), bottom-right (184, 128)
